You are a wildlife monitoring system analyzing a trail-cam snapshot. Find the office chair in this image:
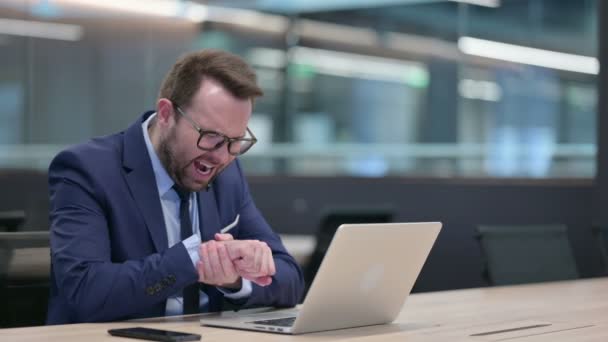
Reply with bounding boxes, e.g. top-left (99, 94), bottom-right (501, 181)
top-left (0, 168), bottom-right (50, 232)
top-left (0, 231), bottom-right (50, 327)
top-left (303, 209), bottom-right (393, 297)
top-left (0, 210), bottom-right (26, 232)
top-left (476, 224), bottom-right (579, 286)
top-left (592, 225), bottom-right (608, 275)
